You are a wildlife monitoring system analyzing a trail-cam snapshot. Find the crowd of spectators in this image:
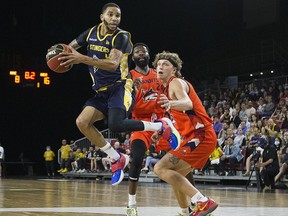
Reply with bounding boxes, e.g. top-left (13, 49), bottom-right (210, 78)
top-left (58, 78), bottom-right (288, 189)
